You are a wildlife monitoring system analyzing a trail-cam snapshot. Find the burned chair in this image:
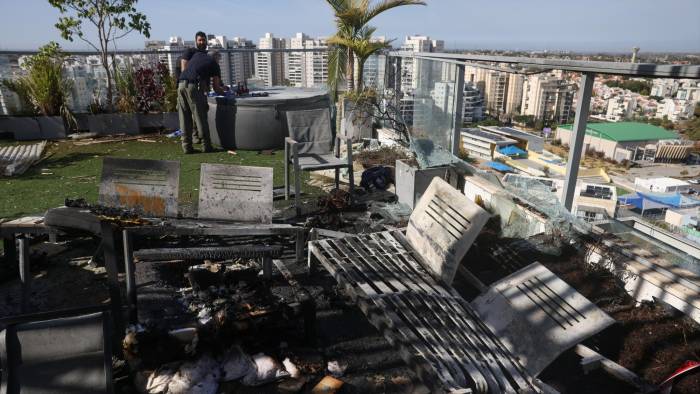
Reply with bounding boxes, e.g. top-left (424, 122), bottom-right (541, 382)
top-left (0, 307), bottom-right (113, 394)
top-left (284, 108), bottom-right (354, 215)
top-left (308, 177), bottom-right (540, 393)
top-left (120, 163), bottom-right (307, 325)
